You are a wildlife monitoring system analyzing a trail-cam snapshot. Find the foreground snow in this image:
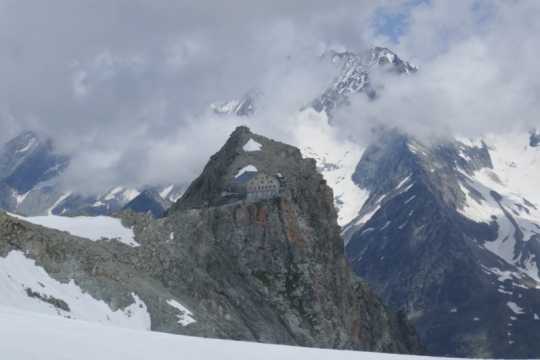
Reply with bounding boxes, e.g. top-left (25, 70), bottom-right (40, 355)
top-left (7, 213), bottom-right (139, 247)
top-left (0, 251), bottom-right (151, 330)
top-left (0, 304), bottom-right (454, 360)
